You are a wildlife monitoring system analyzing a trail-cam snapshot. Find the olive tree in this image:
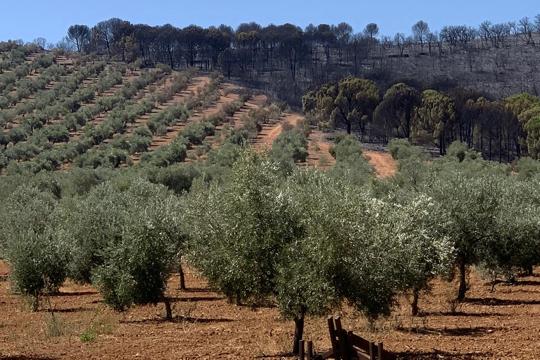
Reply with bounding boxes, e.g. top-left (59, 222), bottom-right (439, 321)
top-left (58, 179), bottom-right (186, 319)
top-left (424, 167), bottom-right (501, 301)
top-left (186, 151), bottom-right (453, 353)
top-left (478, 177), bottom-right (540, 280)
top-left (1, 186), bottom-right (67, 311)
